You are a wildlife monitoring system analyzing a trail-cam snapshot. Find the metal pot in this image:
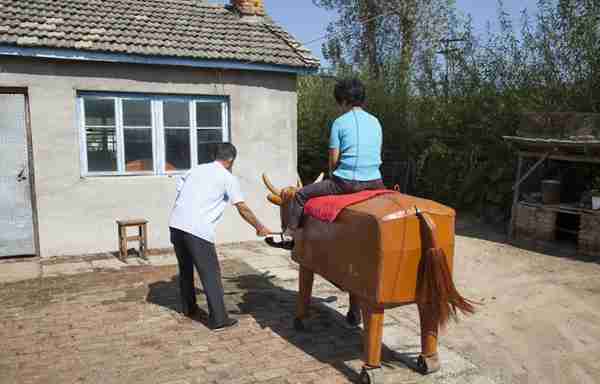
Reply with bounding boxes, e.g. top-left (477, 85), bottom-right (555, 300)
top-left (541, 180), bottom-right (561, 205)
